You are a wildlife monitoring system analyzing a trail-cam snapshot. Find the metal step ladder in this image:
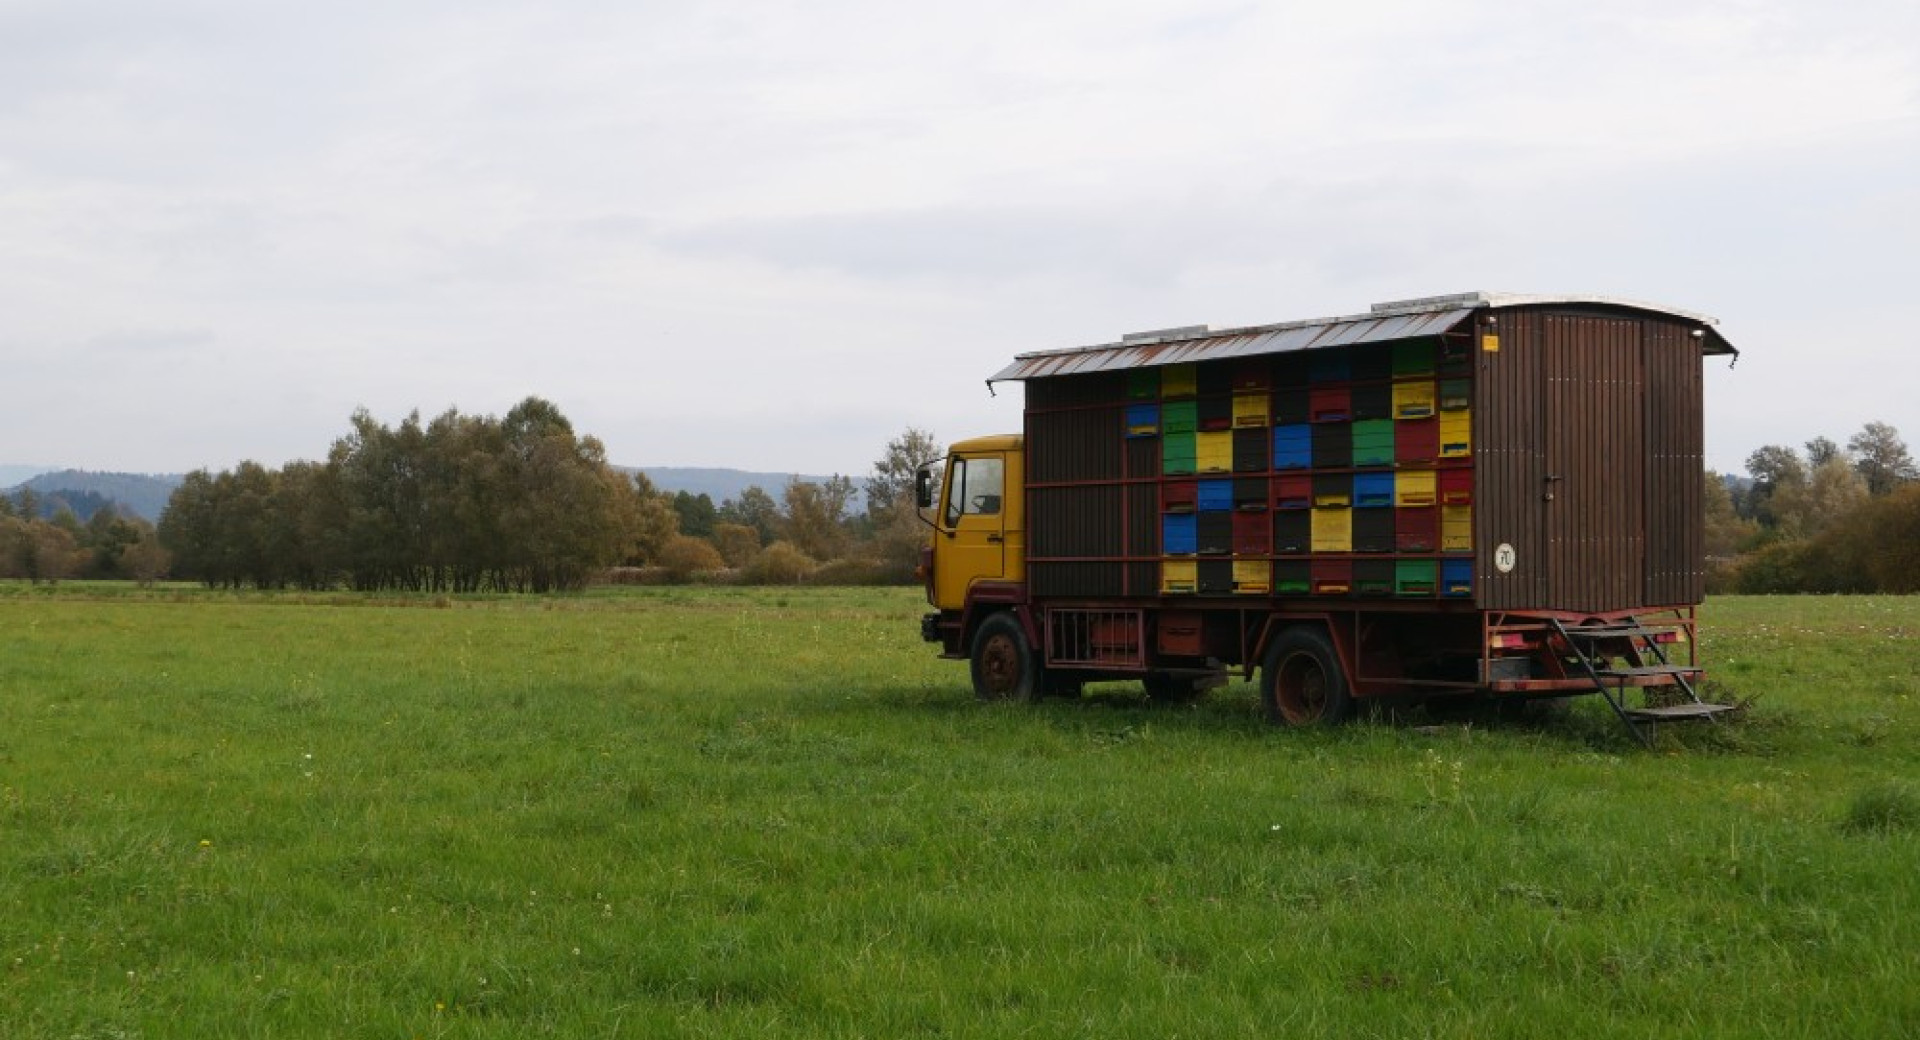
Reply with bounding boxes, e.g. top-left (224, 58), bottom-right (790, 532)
top-left (1547, 616), bottom-right (1739, 747)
